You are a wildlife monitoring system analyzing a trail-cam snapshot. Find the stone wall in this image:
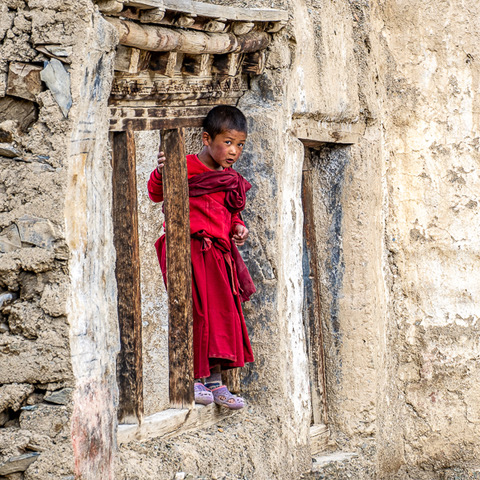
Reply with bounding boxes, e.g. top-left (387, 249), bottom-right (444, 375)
top-left (0, 1), bottom-right (118, 479)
